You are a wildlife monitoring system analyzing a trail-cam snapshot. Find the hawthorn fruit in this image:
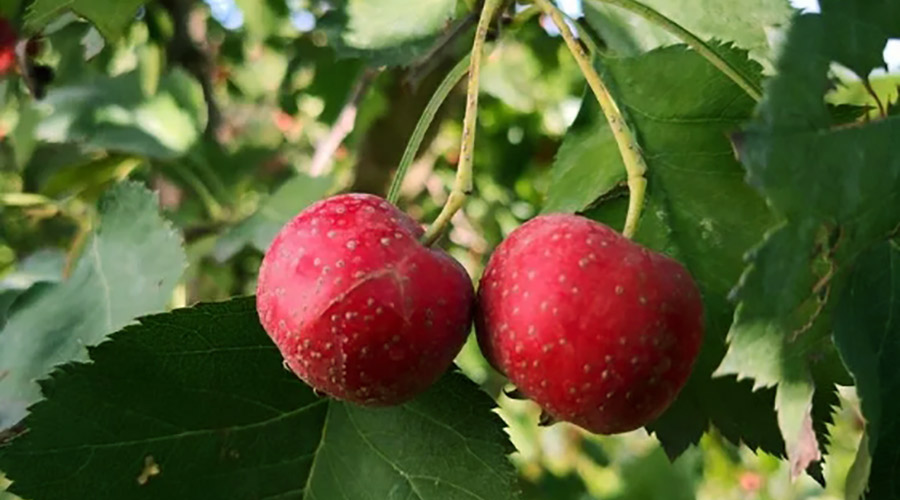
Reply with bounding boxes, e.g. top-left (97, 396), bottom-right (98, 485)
top-left (257, 193), bottom-right (474, 405)
top-left (476, 214), bottom-right (704, 434)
